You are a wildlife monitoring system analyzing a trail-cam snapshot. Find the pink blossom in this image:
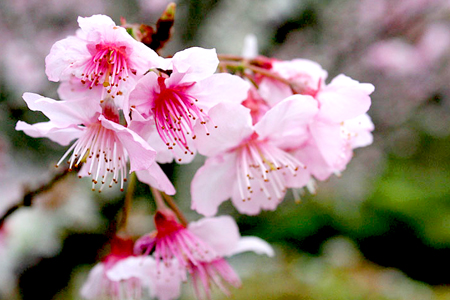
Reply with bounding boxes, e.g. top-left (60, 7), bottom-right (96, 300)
top-left (15, 93), bottom-right (174, 194)
top-left (187, 215), bottom-right (274, 299)
top-left (134, 210), bottom-right (218, 270)
top-left (259, 59), bottom-right (374, 181)
top-left (128, 47), bottom-right (250, 163)
top-left (81, 236), bottom-right (145, 299)
top-left (305, 75), bottom-right (374, 179)
top-left (191, 97), bottom-right (318, 216)
top-left (45, 14), bottom-right (163, 101)
top-left (258, 58), bottom-right (328, 106)
top-left (135, 211), bottom-right (273, 299)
